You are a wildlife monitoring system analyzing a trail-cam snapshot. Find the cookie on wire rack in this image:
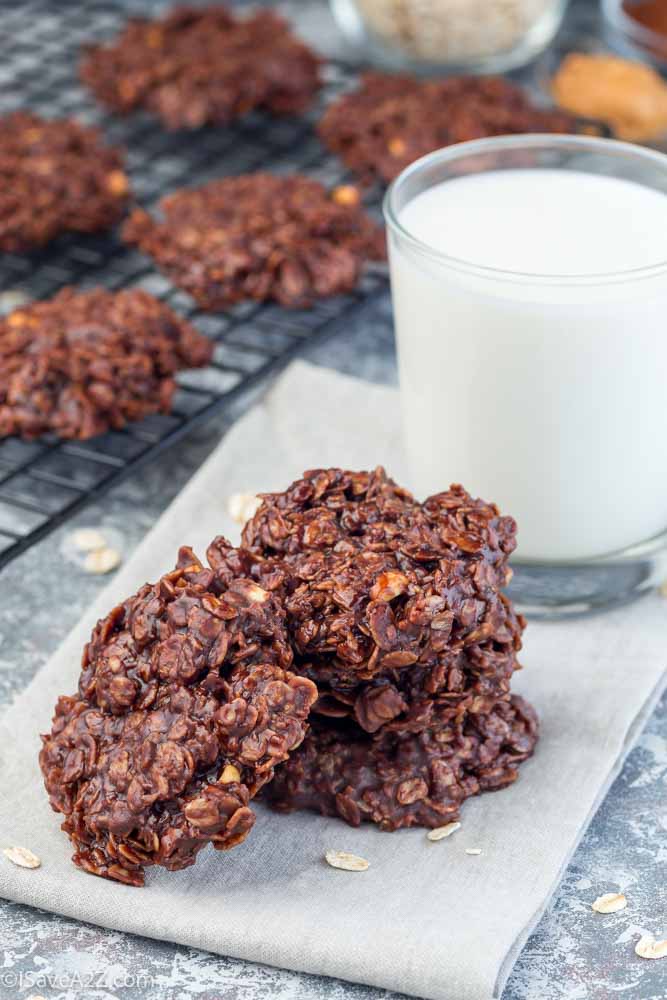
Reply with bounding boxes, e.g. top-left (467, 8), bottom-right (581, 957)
top-left (0, 111), bottom-right (129, 252)
top-left (0, 288), bottom-right (213, 441)
top-left (80, 5), bottom-right (322, 129)
top-left (123, 173), bottom-right (386, 310)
